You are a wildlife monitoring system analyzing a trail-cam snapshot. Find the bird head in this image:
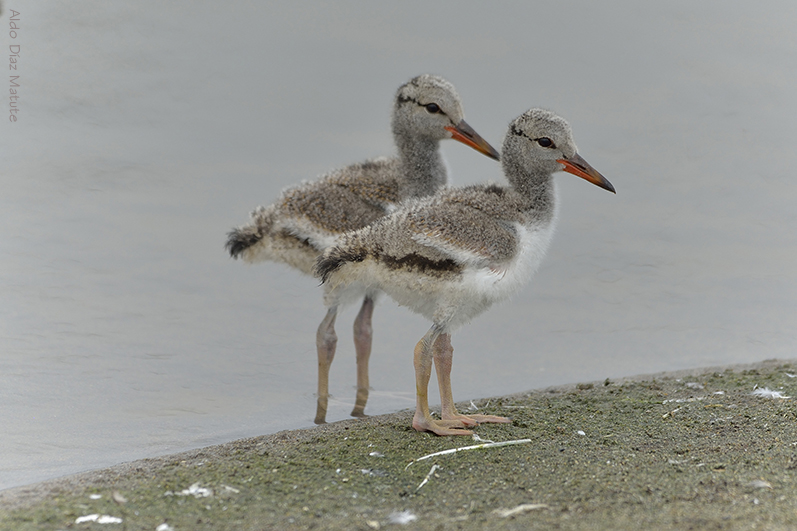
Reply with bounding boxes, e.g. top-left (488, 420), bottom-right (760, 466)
top-left (502, 108), bottom-right (614, 193)
top-left (392, 74), bottom-right (499, 160)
